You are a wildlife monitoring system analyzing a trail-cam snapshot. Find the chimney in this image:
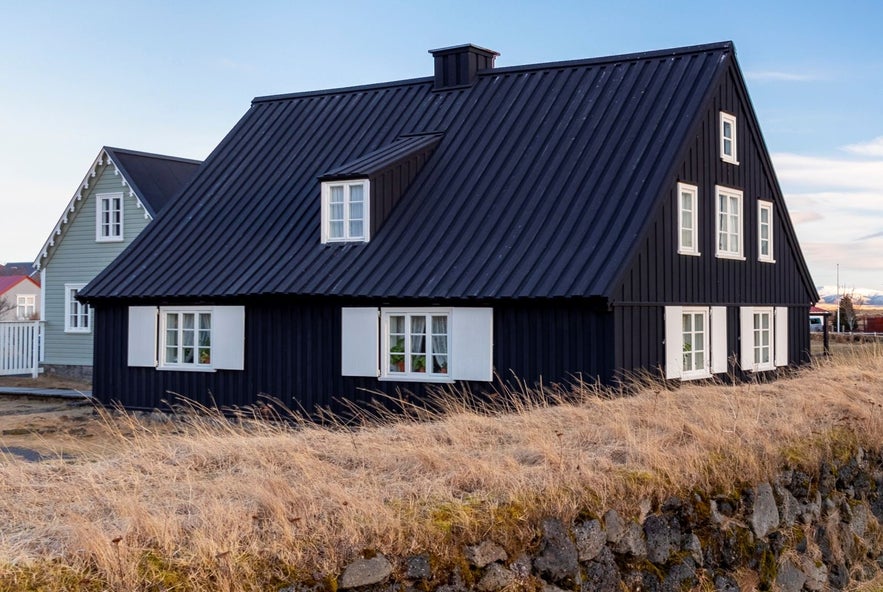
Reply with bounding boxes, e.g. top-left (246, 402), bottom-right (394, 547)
top-left (429, 44), bottom-right (499, 91)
